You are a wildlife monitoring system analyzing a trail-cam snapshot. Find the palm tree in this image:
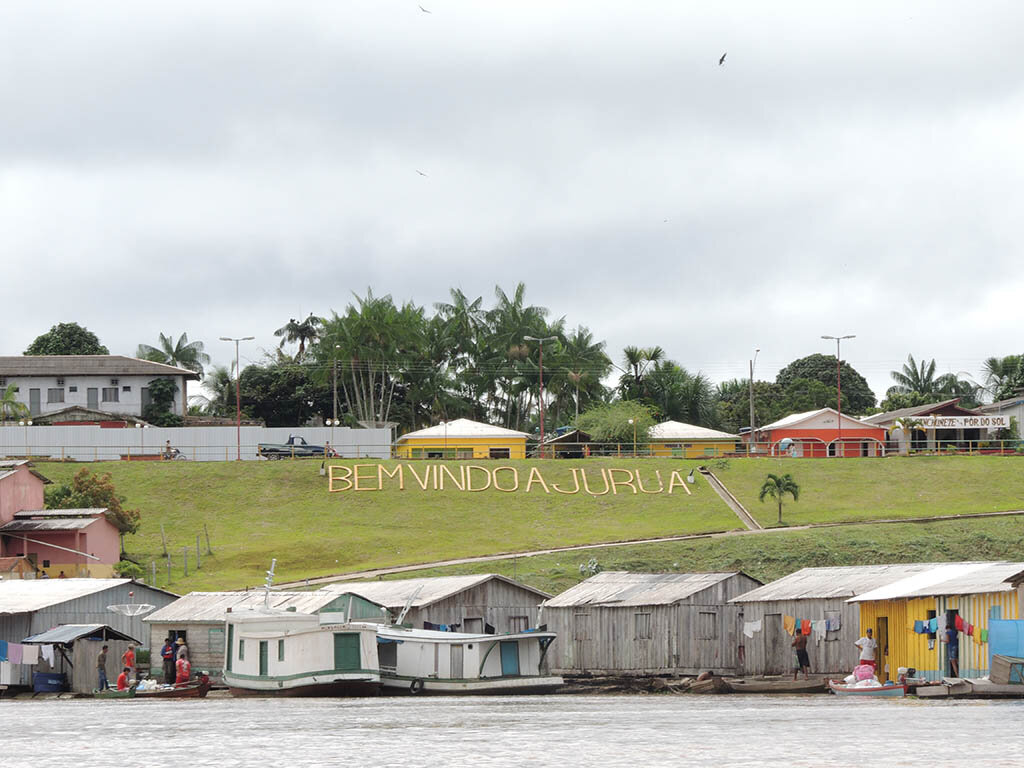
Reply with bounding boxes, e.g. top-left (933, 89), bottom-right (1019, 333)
top-left (887, 354), bottom-right (940, 399)
top-left (891, 416), bottom-right (924, 455)
top-left (136, 332), bottom-right (211, 377)
top-left (759, 473), bottom-right (800, 525)
top-left (0, 383), bottom-right (29, 422)
top-left (981, 355), bottom-right (1024, 401)
top-left (618, 345), bottom-right (665, 400)
top-left (274, 314), bottom-right (322, 360)
top-left (552, 326), bottom-right (611, 421)
top-left (201, 364), bottom-right (236, 417)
